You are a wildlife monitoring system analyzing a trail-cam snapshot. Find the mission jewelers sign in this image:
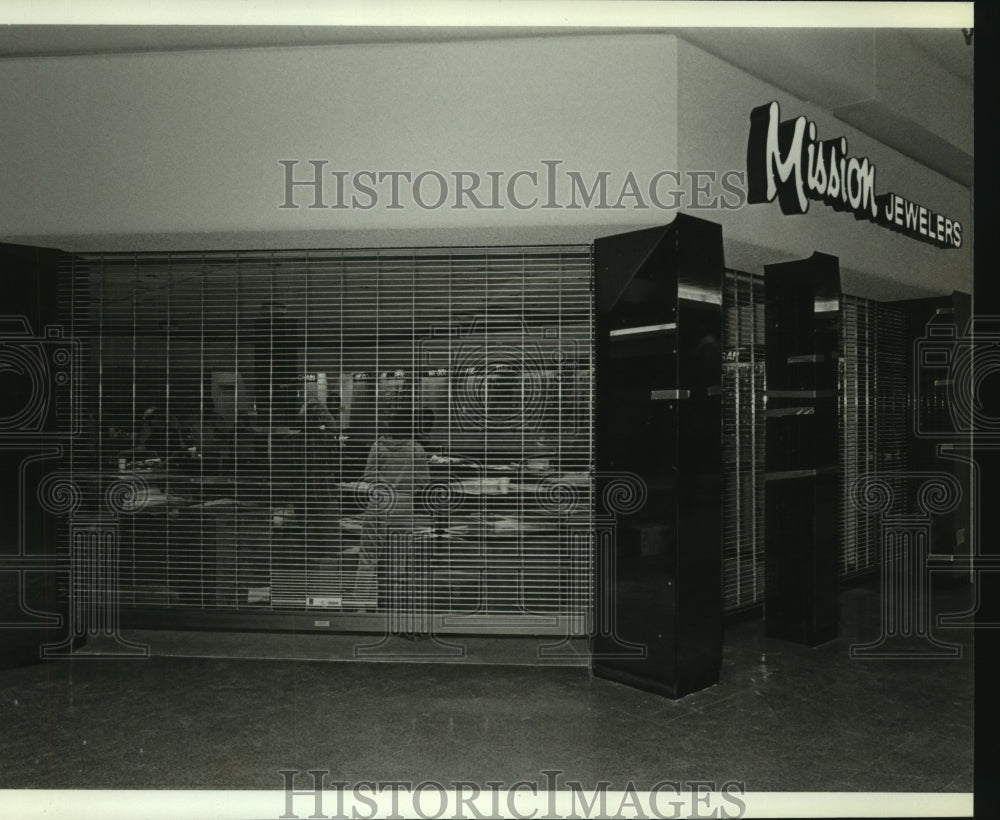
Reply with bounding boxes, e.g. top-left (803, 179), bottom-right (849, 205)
top-left (746, 101), bottom-right (963, 249)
